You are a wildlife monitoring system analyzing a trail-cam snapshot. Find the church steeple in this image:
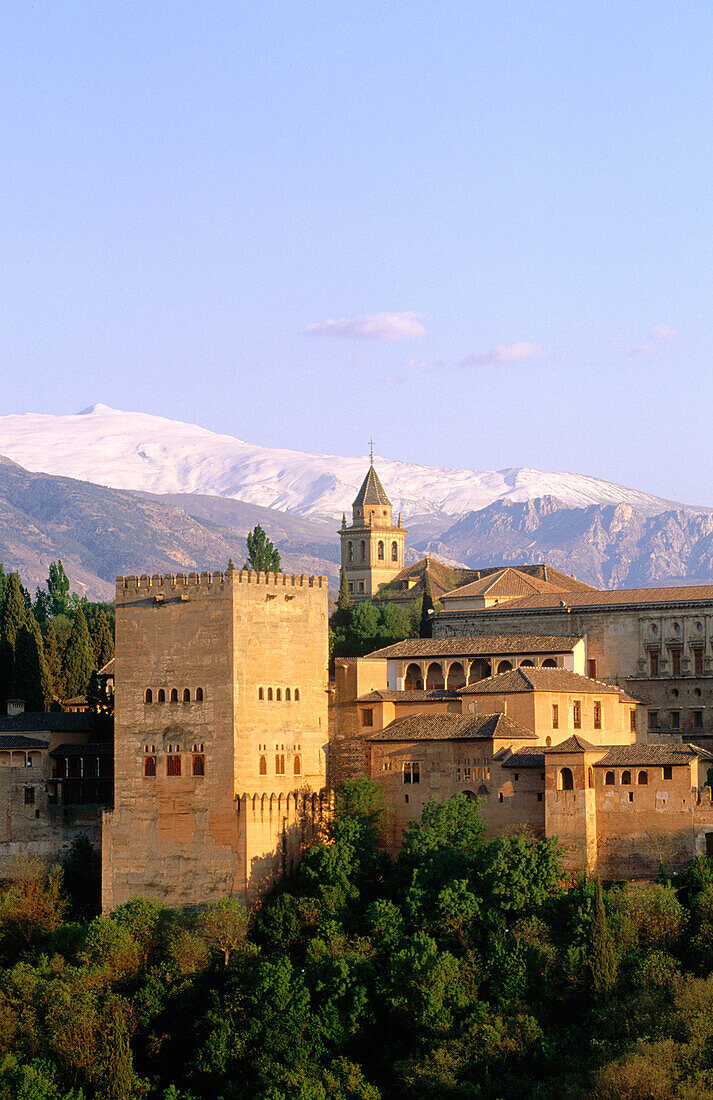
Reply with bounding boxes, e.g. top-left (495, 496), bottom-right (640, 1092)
top-left (338, 455), bottom-right (408, 601)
